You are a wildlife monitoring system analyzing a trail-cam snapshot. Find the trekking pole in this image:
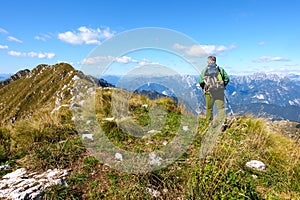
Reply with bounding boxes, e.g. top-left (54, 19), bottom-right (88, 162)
top-left (195, 83), bottom-right (206, 115)
top-left (199, 90), bottom-right (206, 114)
top-left (224, 93), bottom-right (236, 121)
